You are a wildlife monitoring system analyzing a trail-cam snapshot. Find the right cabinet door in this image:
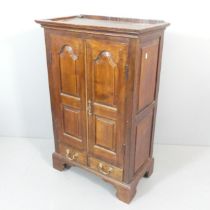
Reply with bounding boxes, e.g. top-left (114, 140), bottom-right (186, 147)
top-left (86, 39), bottom-right (128, 167)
